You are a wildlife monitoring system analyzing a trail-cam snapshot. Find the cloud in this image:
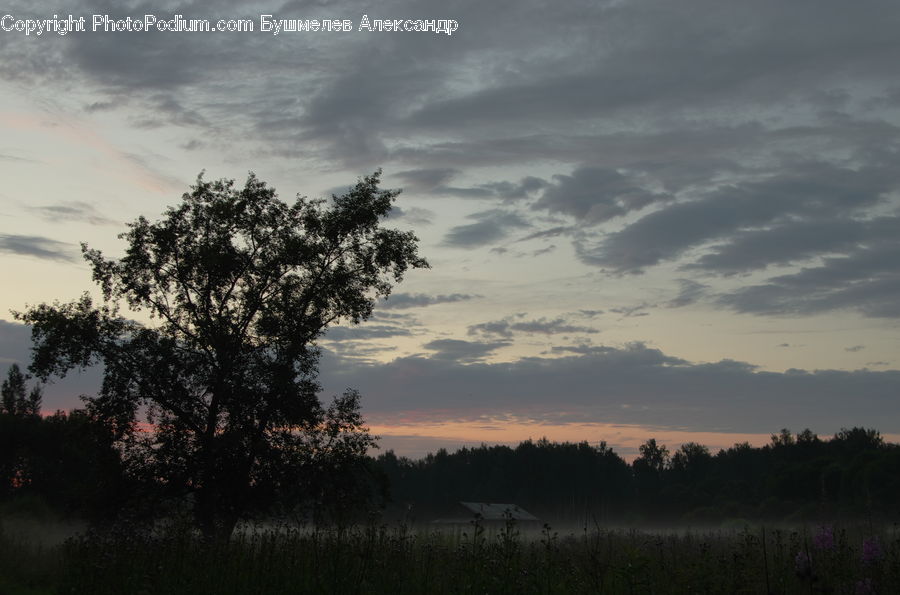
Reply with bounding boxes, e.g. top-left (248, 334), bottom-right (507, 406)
top-left (482, 177), bottom-right (549, 200)
top-left (403, 0), bottom-right (900, 136)
top-left (421, 339), bottom-right (508, 363)
top-left (4, 0), bottom-right (900, 179)
top-left (533, 166), bottom-right (669, 224)
top-left (294, 37), bottom-right (444, 164)
top-left (380, 293), bottom-right (480, 310)
top-left (0, 152), bottom-right (36, 163)
top-left (431, 185), bottom-right (494, 199)
top-left (515, 226), bottom-right (574, 242)
top-left (369, 311), bottom-right (419, 323)
top-left (391, 126), bottom-right (758, 172)
top-left (430, 176), bottom-right (549, 201)
top-left (469, 316), bottom-right (599, 339)
top-left (684, 216), bottom-right (900, 276)
top-left (2, 0), bottom-right (895, 197)
top-left (27, 201), bottom-right (117, 225)
top-left (530, 245), bottom-right (556, 257)
top-left (320, 342), bottom-right (900, 434)
top-left (0, 234), bottom-right (76, 262)
top-left (577, 162), bottom-right (899, 273)
top-left (716, 232), bottom-right (900, 318)
top-left (442, 210), bottom-right (530, 248)
top-left (394, 168), bottom-right (460, 190)
top-left (609, 305), bottom-right (653, 318)
top-left (385, 206), bottom-right (435, 226)
top-left (323, 325), bottom-right (413, 341)
top-left (322, 341), bottom-right (398, 360)
top-left (3, 0), bottom-right (900, 356)
top-left (131, 93), bottom-right (210, 129)
top-left (667, 279), bottom-right (710, 308)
